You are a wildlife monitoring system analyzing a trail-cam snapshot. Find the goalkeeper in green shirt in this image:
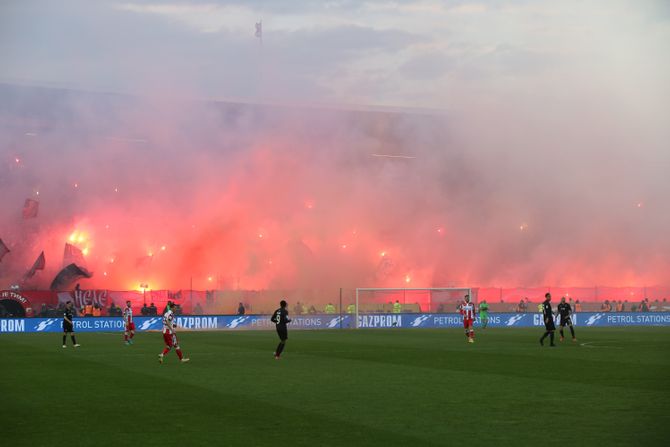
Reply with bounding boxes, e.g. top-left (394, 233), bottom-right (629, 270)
top-left (478, 300), bottom-right (490, 329)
